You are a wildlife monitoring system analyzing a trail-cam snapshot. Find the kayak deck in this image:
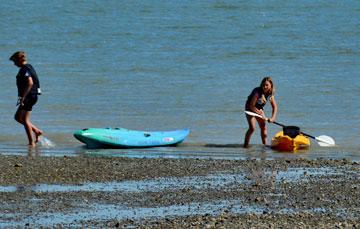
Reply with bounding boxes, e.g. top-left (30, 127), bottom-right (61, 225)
top-left (74, 127), bottom-right (190, 148)
top-left (271, 131), bottom-right (310, 152)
